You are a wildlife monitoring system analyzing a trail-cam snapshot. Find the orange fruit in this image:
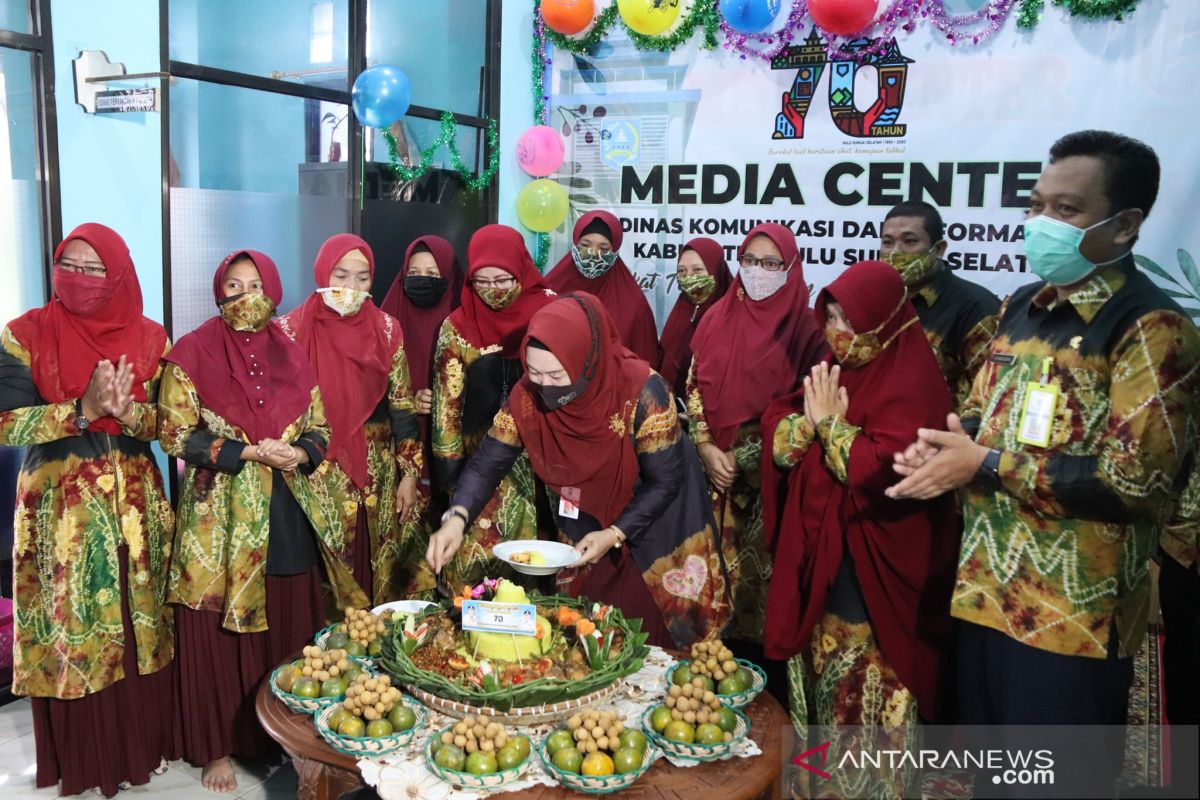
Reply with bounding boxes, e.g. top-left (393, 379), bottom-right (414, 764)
top-left (581, 751), bottom-right (615, 777)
